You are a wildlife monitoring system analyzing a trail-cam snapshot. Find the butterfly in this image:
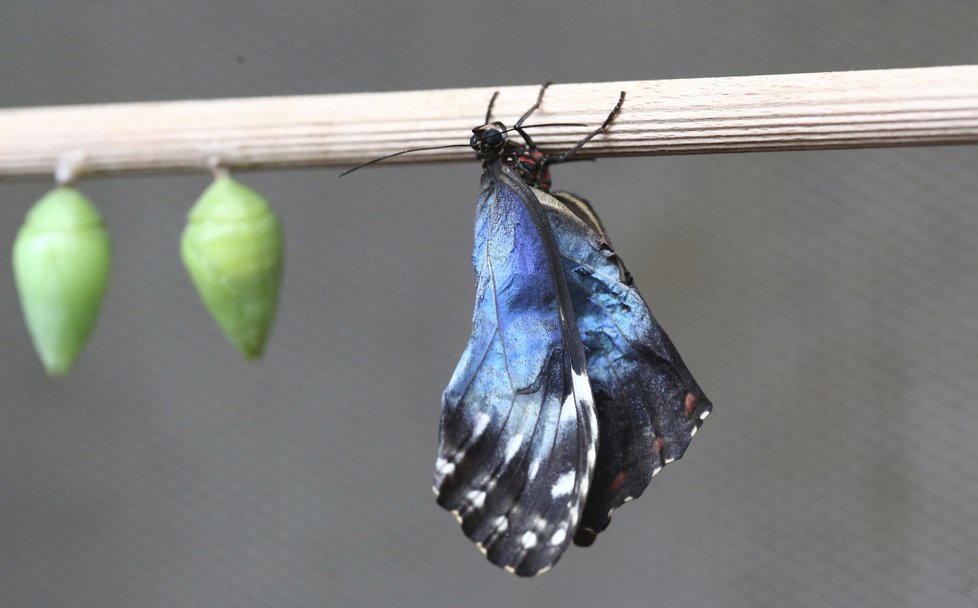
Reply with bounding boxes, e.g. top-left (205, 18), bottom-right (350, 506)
top-left (433, 84), bottom-right (712, 576)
